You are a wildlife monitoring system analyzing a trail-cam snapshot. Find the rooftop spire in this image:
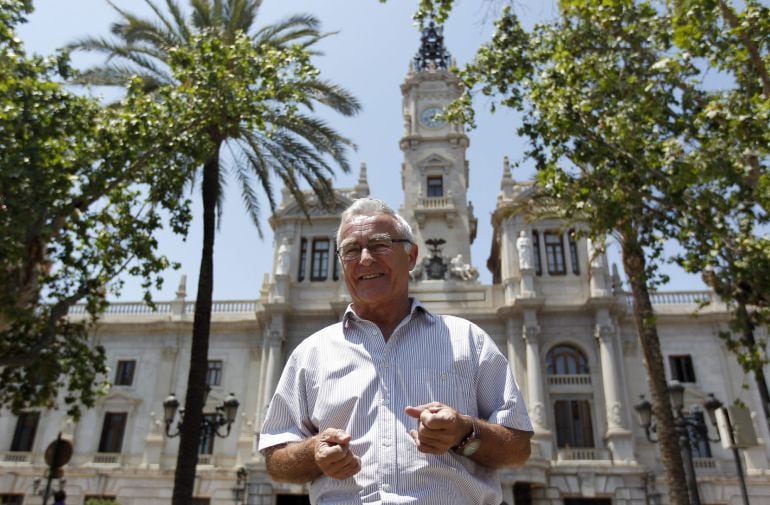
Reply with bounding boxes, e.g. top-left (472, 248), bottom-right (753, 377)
top-left (413, 21), bottom-right (451, 71)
